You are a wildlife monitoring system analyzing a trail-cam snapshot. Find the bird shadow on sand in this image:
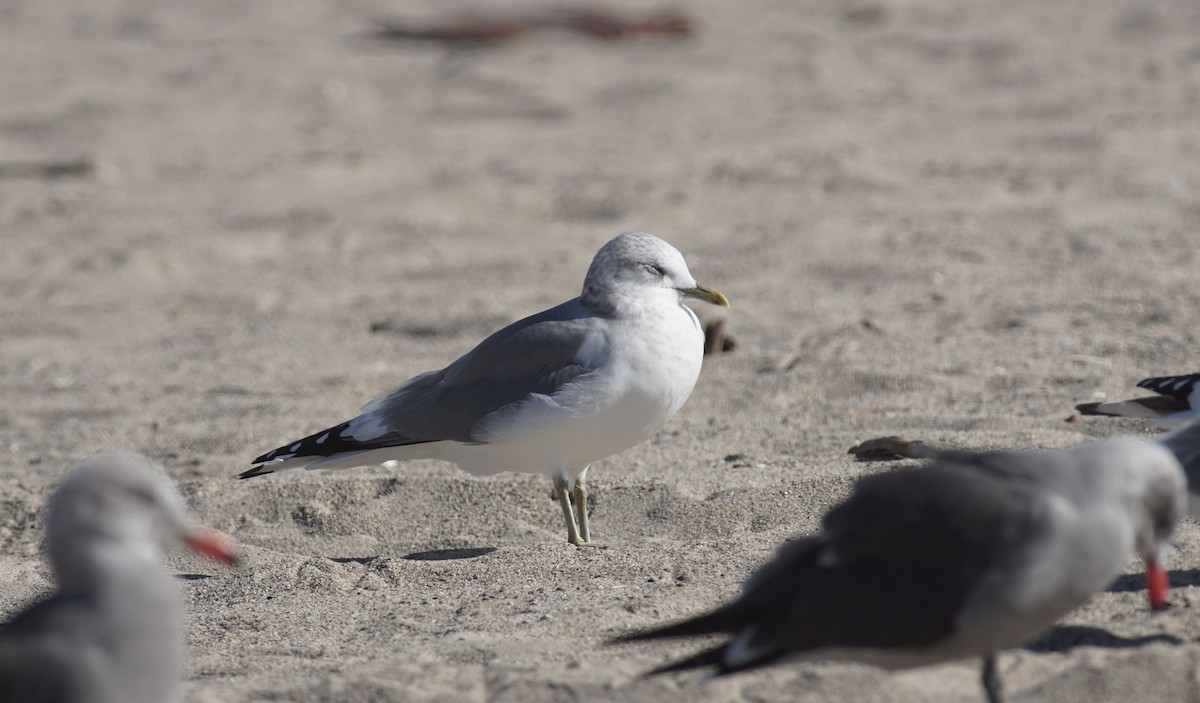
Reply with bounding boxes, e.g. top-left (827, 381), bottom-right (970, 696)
top-left (403, 547), bottom-right (497, 561)
top-left (1163, 568), bottom-right (1200, 588)
top-left (1106, 568), bottom-right (1200, 593)
top-left (328, 548), bottom-right (498, 564)
top-left (1022, 624), bottom-right (1184, 653)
